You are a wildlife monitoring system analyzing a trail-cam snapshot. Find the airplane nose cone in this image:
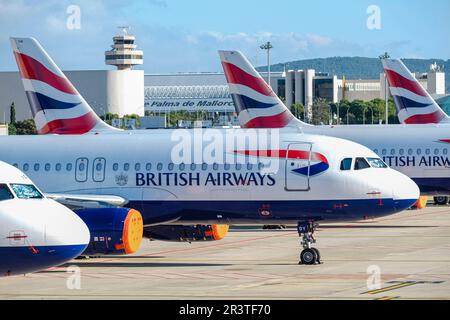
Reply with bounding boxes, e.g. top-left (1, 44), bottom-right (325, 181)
top-left (391, 170), bottom-right (420, 211)
top-left (41, 200), bottom-right (90, 260)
